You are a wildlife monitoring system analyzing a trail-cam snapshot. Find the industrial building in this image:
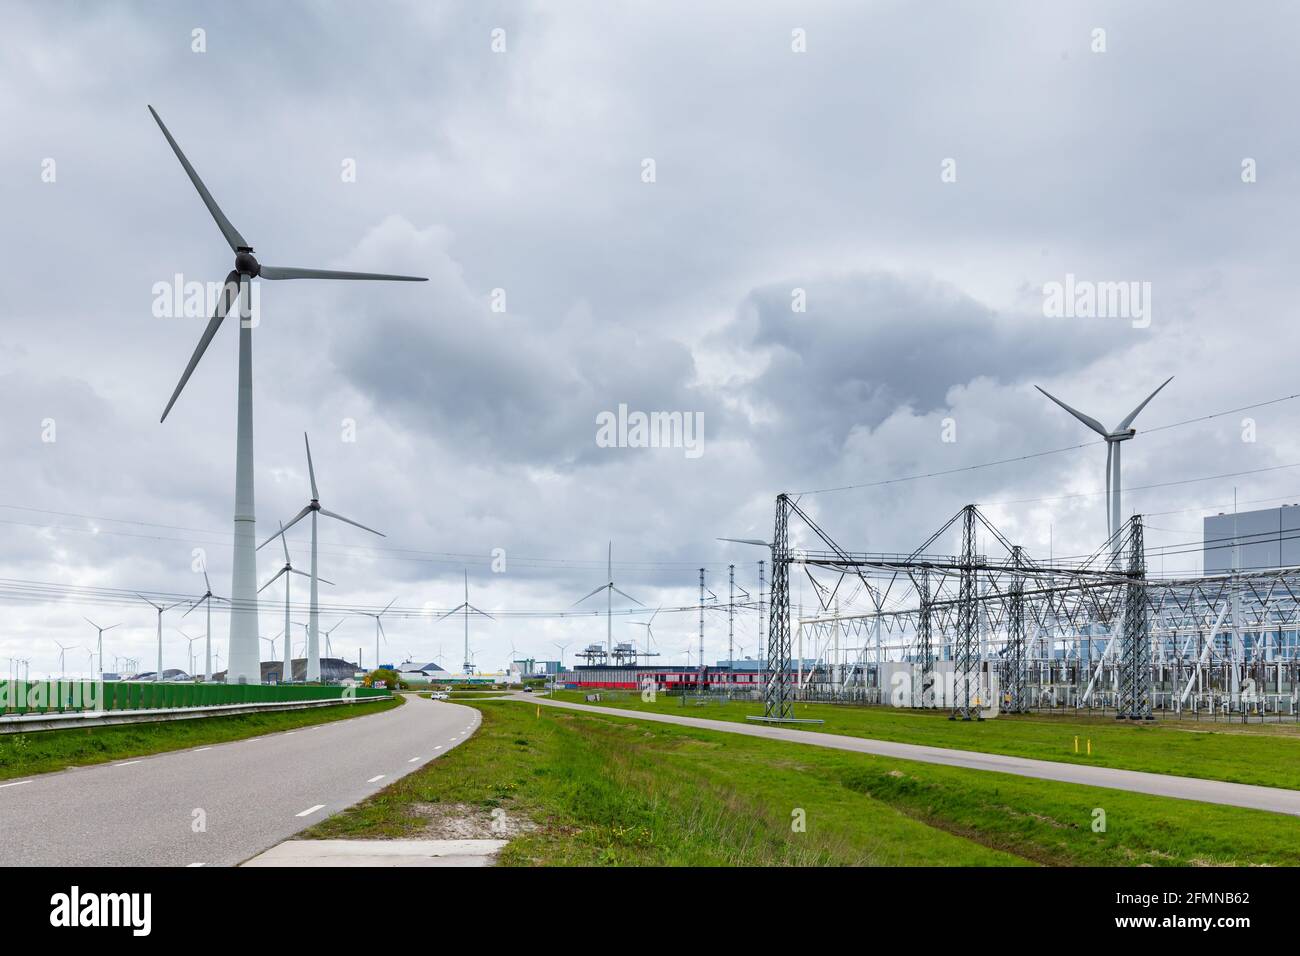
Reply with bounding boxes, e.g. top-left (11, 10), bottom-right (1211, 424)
top-left (1203, 505), bottom-right (1300, 573)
